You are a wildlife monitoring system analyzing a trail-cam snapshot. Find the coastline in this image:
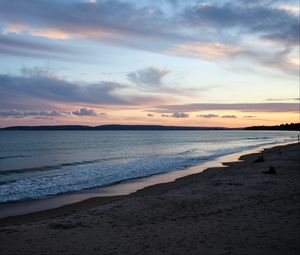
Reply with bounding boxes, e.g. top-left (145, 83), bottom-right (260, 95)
top-left (0, 142), bottom-right (299, 254)
top-left (0, 141), bottom-right (296, 220)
